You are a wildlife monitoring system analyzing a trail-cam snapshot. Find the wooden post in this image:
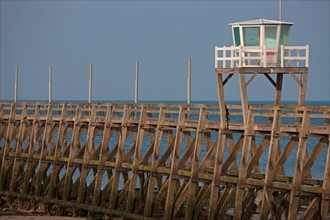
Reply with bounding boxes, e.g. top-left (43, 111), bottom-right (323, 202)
top-left (208, 132), bottom-right (226, 219)
top-left (321, 135), bottom-right (330, 219)
top-left (77, 106), bottom-right (97, 216)
top-left (89, 64), bottom-right (92, 103)
top-left (184, 108), bottom-right (206, 219)
top-left (22, 104), bottom-right (41, 194)
top-left (48, 66), bottom-right (52, 102)
top-left (234, 108), bottom-right (253, 219)
top-left (209, 71), bottom-right (228, 219)
top-left (92, 105), bottom-right (113, 208)
top-left (298, 70), bottom-right (308, 106)
top-left (110, 106), bottom-right (129, 210)
top-left (47, 104), bottom-right (66, 199)
top-left (216, 72), bottom-right (228, 127)
top-left (274, 73), bottom-right (283, 105)
top-left (135, 61), bottom-right (139, 103)
top-left (238, 70), bottom-right (249, 125)
top-left (0, 104), bottom-right (16, 191)
top-left (9, 104), bottom-right (27, 193)
top-left (127, 106), bottom-right (147, 211)
top-left (34, 104), bottom-right (53, 197)
top-left (260, 106), bottom-right (281, 219)
top-left (187, 57), bottom-right (191, 104)
top-left (288, 110), bottom-right (310, 219)
top-left (144, 107), bottom-right (166, 217)
top-left (62, 106), bottom-right (81, 202)
top-left (164, 107), bottom-right (186, 219)
top-left (14, 68), bottom-right (18, 102)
